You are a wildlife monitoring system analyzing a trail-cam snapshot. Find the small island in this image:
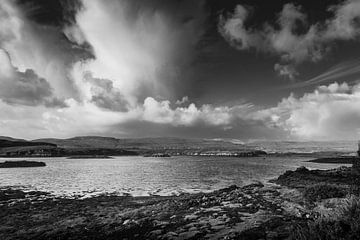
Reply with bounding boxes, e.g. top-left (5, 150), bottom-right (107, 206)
top-left (0, 160), bottom-right (46, 168)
